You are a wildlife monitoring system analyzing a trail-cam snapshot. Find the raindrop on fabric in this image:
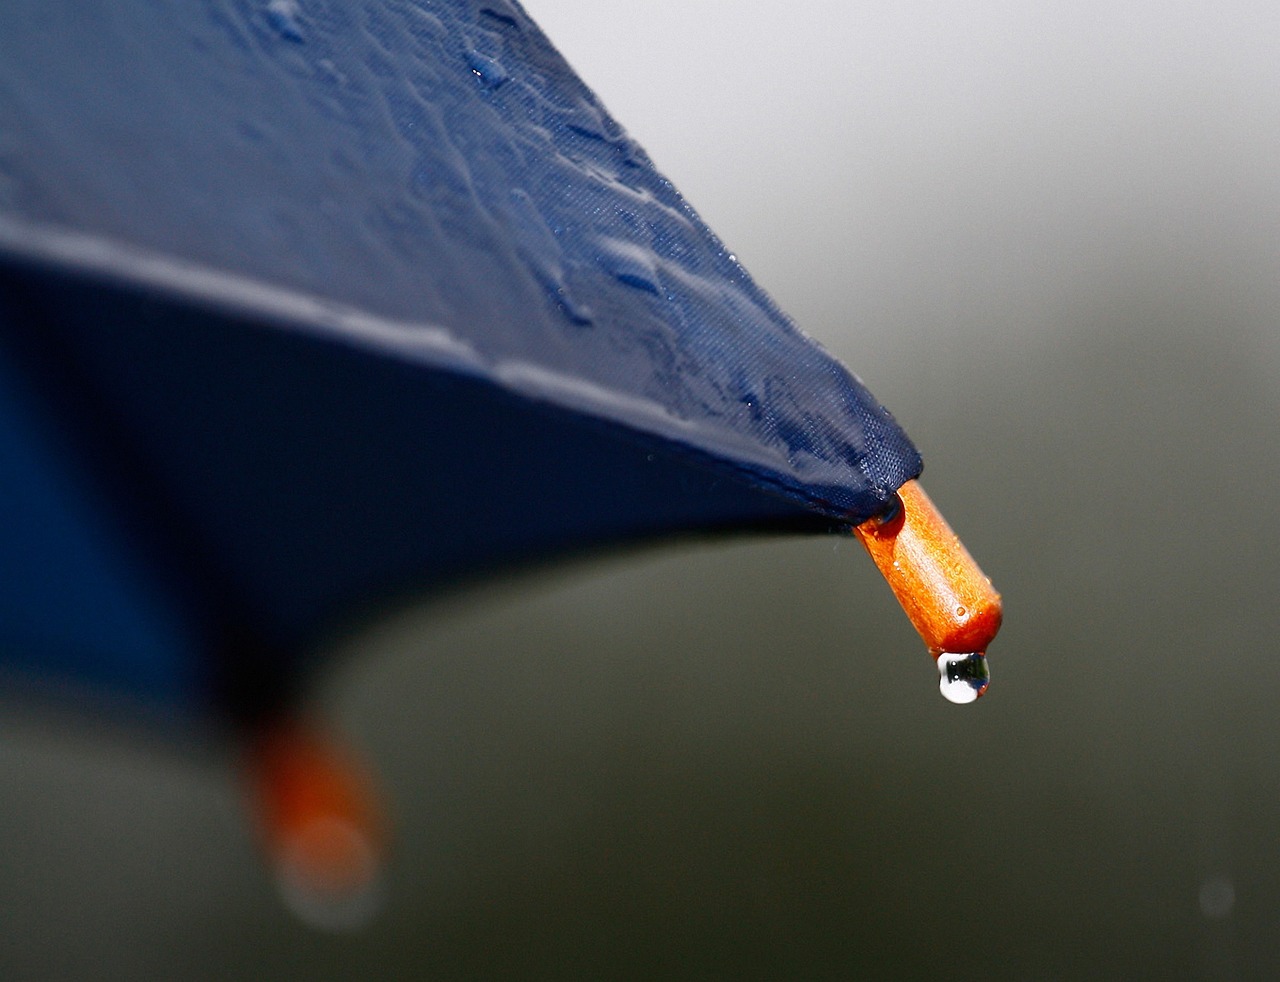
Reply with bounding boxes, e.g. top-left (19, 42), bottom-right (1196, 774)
top-left (264, 0), bottom-right (305, 43)
top-left (465, 50), bottom-right (508, 89)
